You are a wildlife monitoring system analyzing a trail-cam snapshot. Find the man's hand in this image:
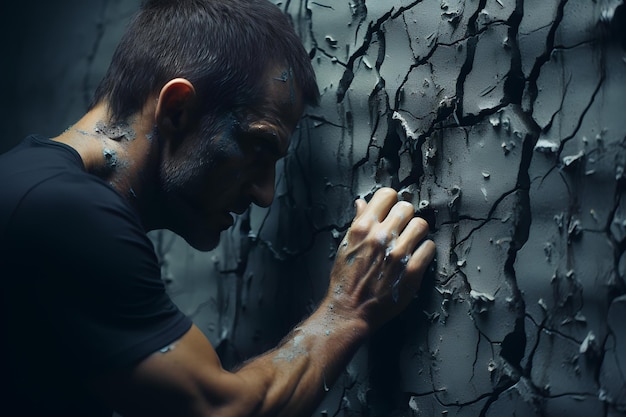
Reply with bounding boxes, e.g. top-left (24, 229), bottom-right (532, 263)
top-left (327, 187), bottom-right (436, 333)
